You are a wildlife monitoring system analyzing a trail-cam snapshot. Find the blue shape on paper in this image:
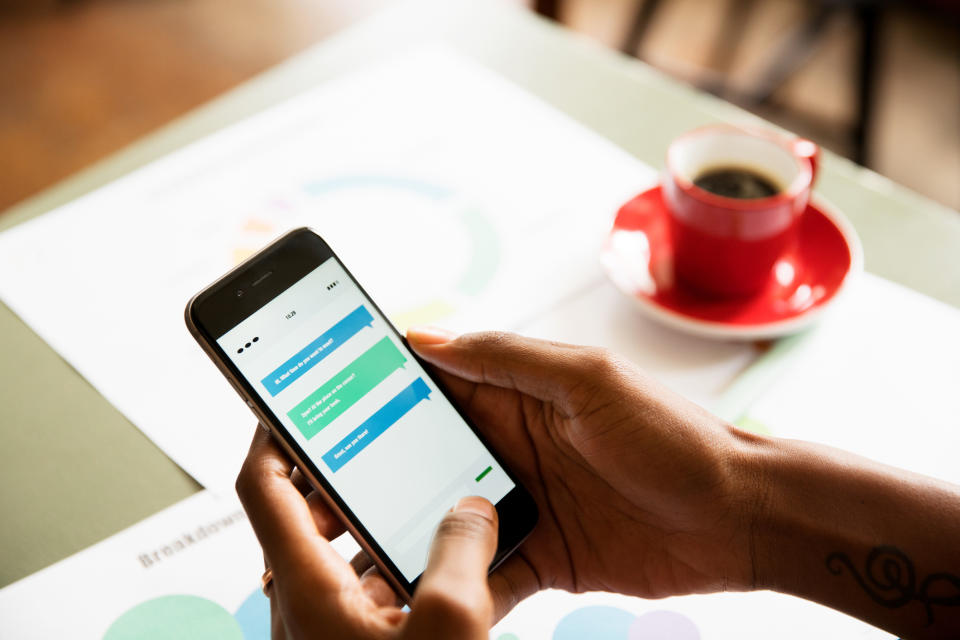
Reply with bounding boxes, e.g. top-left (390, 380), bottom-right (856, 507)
top-left (234, 588), bottom-right (270, 640)
top-left (261, 305), bottom-right (373, 397)
top-left (322, 377), bottom-right (431, 472)
top-left (552, 605), bottom-right (636, 640)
